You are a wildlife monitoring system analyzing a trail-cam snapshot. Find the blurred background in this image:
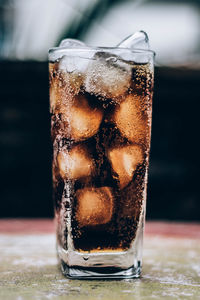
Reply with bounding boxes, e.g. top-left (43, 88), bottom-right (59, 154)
top-left (0, 0), bottom-right (199, 220)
